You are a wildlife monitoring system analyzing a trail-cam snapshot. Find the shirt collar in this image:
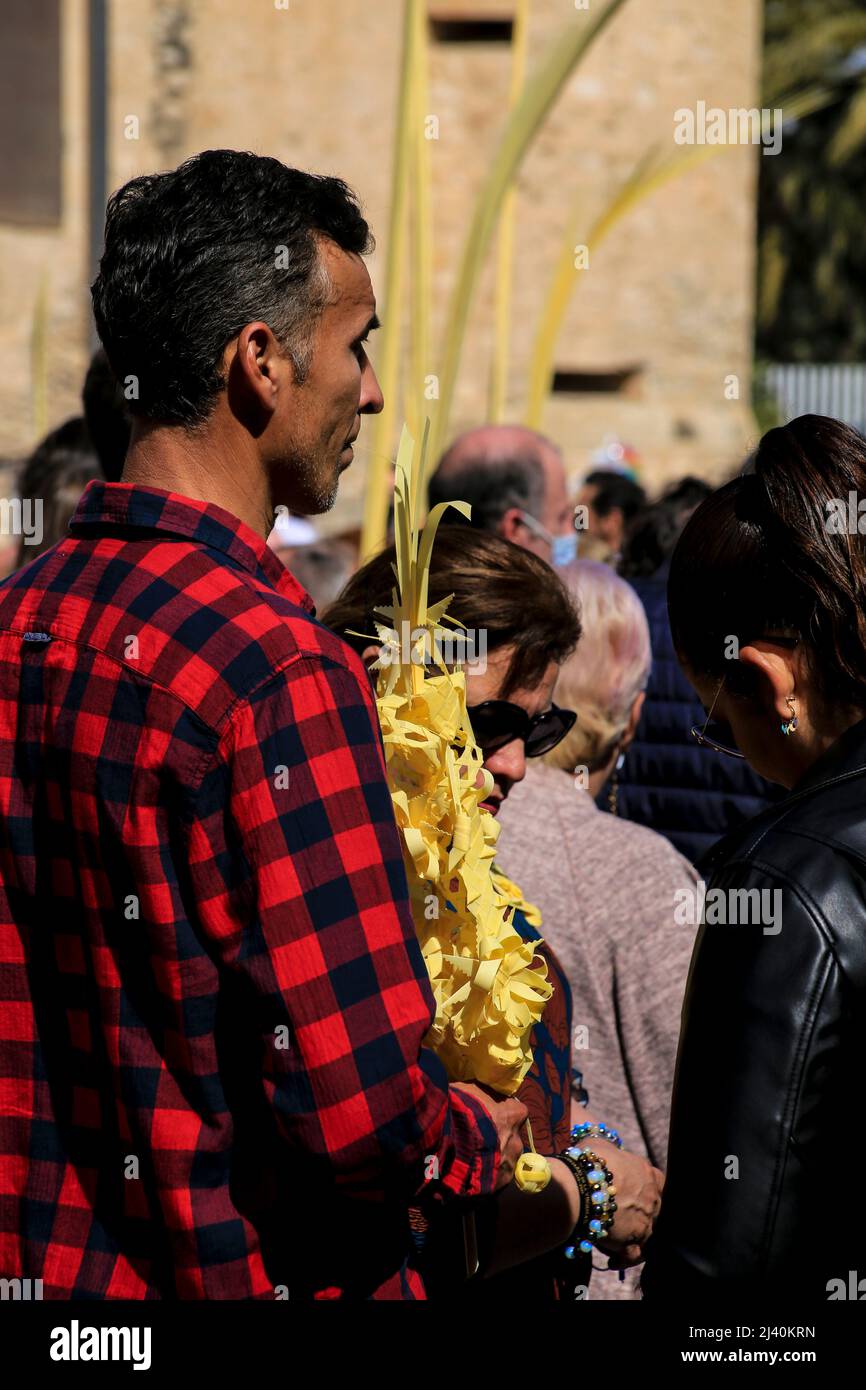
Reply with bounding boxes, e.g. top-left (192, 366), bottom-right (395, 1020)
top-left (68, 480), bottom-right (316, 613)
